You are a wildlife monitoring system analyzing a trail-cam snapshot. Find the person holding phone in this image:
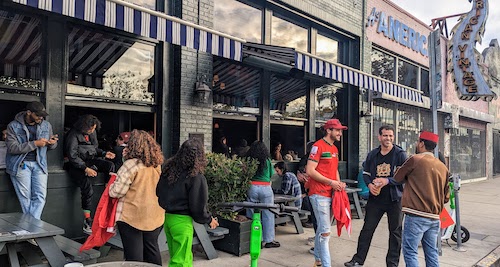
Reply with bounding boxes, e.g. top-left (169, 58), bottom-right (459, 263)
top-left (5, 101), bottom-right (58, 219)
